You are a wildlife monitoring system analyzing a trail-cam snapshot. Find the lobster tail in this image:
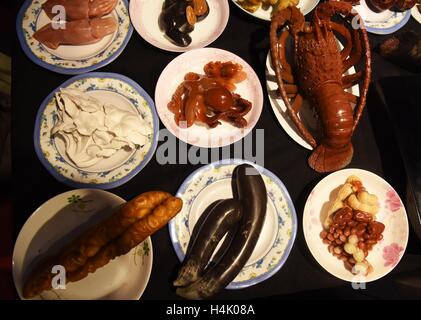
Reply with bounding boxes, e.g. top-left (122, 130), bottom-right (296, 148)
top-left (308, 143), bottom-right (353, 173)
